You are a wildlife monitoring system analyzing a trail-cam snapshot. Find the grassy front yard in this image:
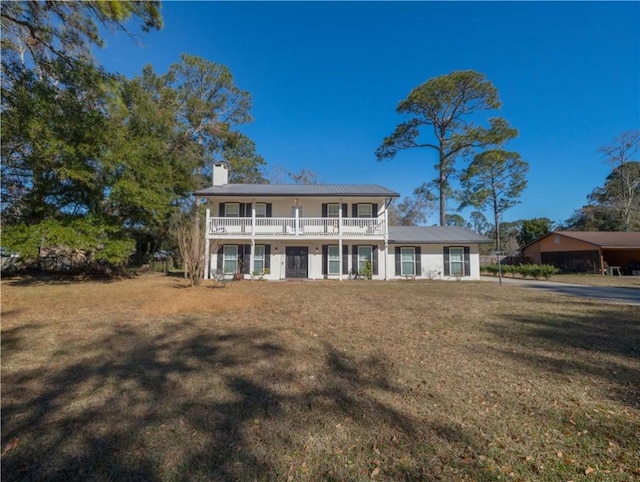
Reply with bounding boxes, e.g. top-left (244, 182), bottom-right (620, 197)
top-left (2, 274), bottom-right (639, 481)
top-left (481, 272), bottom-right (640, 289)
top-left (548, 274), bottom-right (640, 289)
